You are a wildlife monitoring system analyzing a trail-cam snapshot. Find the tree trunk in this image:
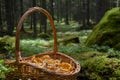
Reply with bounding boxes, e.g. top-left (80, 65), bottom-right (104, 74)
top-left (59, 1), bottom-right (63, 22)
top-left (13, 0), bottom-right (18, 26)
top-left (65, 0), bottom-right (69, 25)
top-left (29, 1), bottom-right (33, 29)
top-left (96, 0), bottom-right (110, 23)
top-left (69, 0), bottom-right (72, 21)
top-left (86, 0), bottom-right (90, 26)
top-left (50, 0), bottom-right (54, 19)
top-left (5, 0), bottom-right (14, 35)
top-left (30, 15), bottom-right (33, 29)
top-left (11, 0), bottom-right (15, 32)
top-left (56, 0), bottom-right (60, 23)
top-left (82, 0), bottom-right (86, 28)
top-left (40, 0), bottom-right (47, 33)
top-left (0, 0), bottom-right (2, 31)
top-left (20, 0), bottom-right (25, 32)
top-left (78, 0), bottom-right (82, 24)
top-left (116, 0), bottom-right (120, 7)
top-left (32, 0), bottom-right (37, 37)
